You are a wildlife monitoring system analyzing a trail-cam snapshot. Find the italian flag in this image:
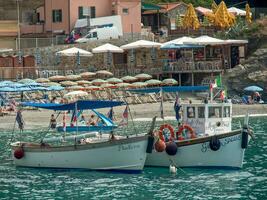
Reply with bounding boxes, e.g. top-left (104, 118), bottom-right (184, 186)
top-left (210, 75), bottom-right (222, 90)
